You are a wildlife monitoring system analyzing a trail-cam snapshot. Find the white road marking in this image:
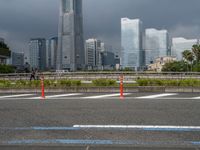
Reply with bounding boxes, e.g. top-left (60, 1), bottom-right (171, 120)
top-left (0, 94), bottom-right (35, 99)
top-left (28, 93), bottom-right (82, 99)
top-left (82, 93), bottom-right (131, 99)
top-left (136, 93), bottom-right (178, 99)
top-left (192, 96), bottom-right (200, 99)
top-left (73, 125), bottom-right (200, 130)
